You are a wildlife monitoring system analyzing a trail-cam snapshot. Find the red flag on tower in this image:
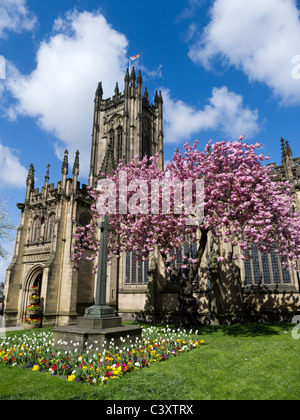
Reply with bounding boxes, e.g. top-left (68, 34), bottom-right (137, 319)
top-left (130, 54), bottom-right (141, 61)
